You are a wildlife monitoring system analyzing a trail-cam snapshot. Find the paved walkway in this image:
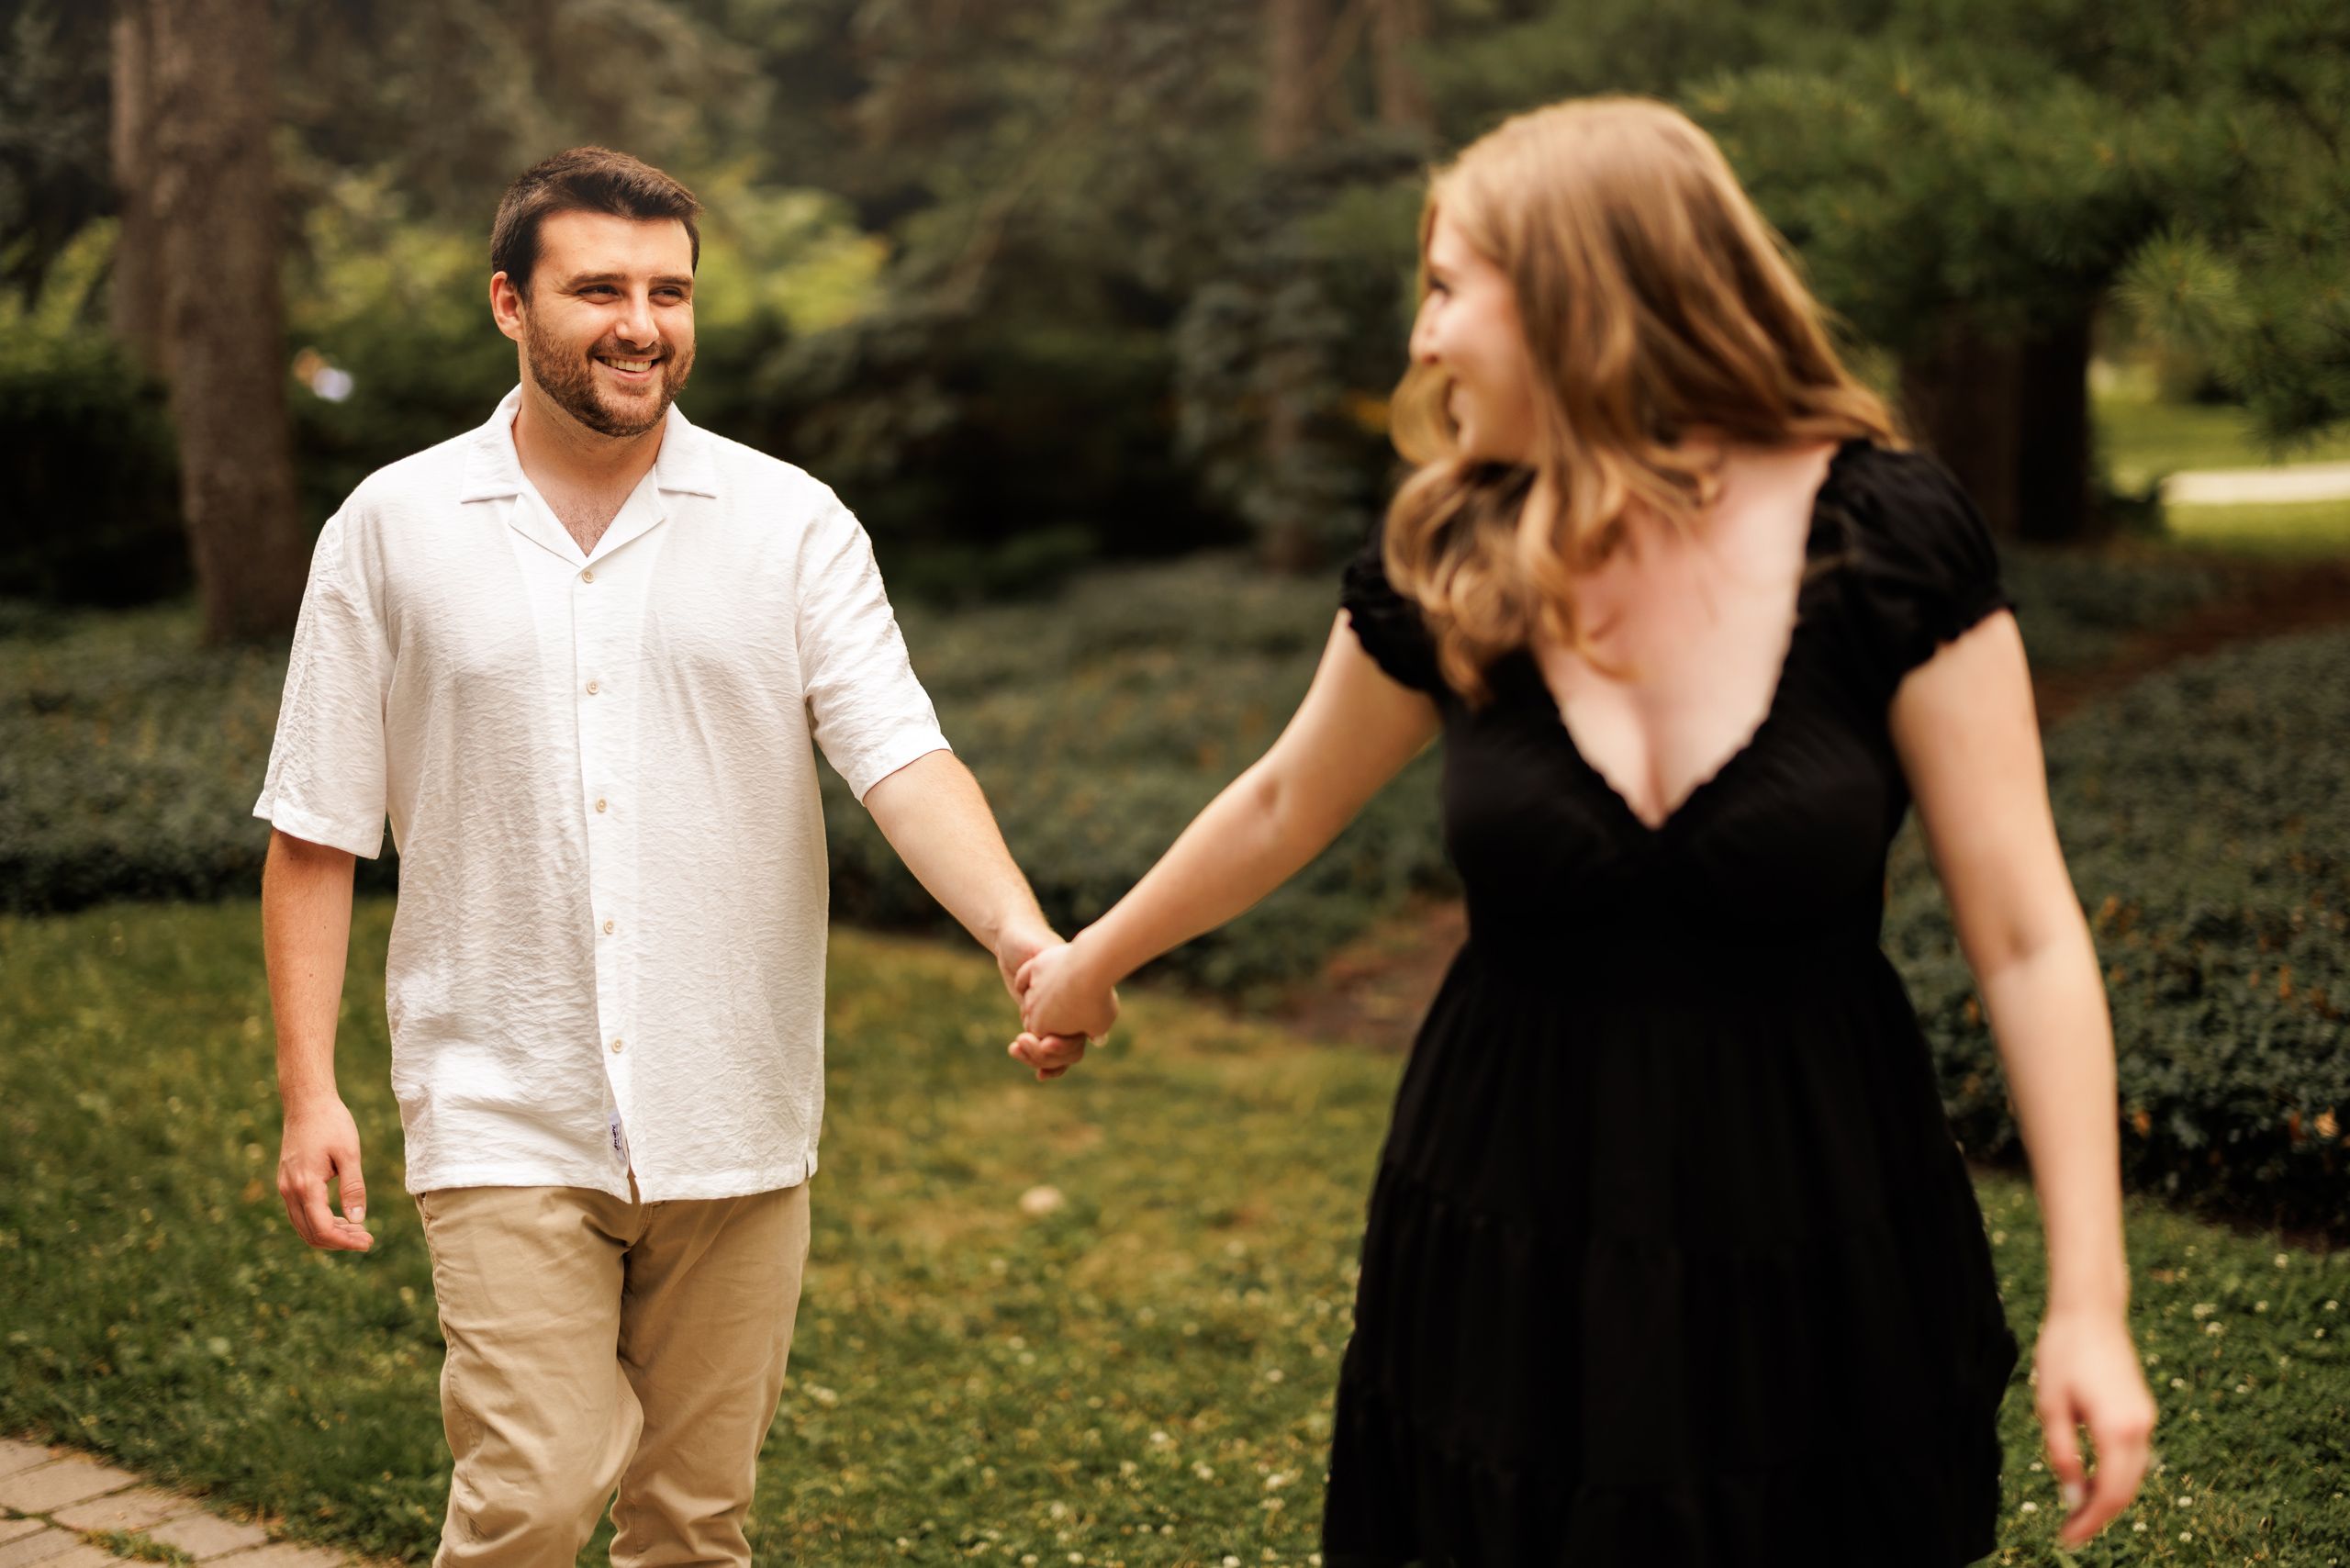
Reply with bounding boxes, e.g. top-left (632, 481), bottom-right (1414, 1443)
top-left (0, 1441), bottom-right (351, 1568)
top-left (2165, 461), bottom-right (2350, 505)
